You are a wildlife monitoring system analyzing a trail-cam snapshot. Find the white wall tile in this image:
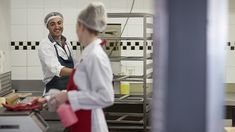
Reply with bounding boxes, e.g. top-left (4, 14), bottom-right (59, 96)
top-left (43, 28), bottom-right (50, 36)
top-left (61, 9), bottom-right (78, 25)
top-left (11, 51), bottom-right (27, 66)
top-left (77, 0), bottom-right (93, 9)
top-left (9, 0), bottom-right (155, 81)
top-left (27, 50), bottom-right (41, 66)
top-left (28, 9), bottom-right (44, 25)
top-left (0, 0), bottom-right (11, 73)
top-left (121, 61), bottom-right (143, 75)
top-left (109, 0), bottom-right (128, 12)
top-left (63, 24), bottom-right (77, 41)
top-left (11, 9), bottom-right (27, 25)
top-left (61, 0), bottom-right (79, 9)
top-left (226, 67), bottom-right (235, 83)
top-left (228, 25), bottom-right (235, 41)
top-left (226, 50), bottom-right (235, 66)
top-left (128, 24), bottom-right (143, 37)
top-left (120, 26), bottom-right (129, 37)
top-left (128, 18), bottom-right (143, 25)
top-left (73, 50), bottom-right (80, 61)
top-left (27, 0), bottom-right (44, 8)
top-left (11, 67), bottom-right (27, 80)
top-left (11, 0), bottom-right (27, 9)
top-left (44, 0), bottom-right (61, 9)
top-left (135, 64), bottom-right (144, 75)
top-left (11, 25), bottom-right (27, 41)
top-left (27, 25), bottom-right (44, 41)
top-left (27, 66), bottom-right (43, 80)
top-left (229, 12), bottom-right (235, 25)
top-left (127, 0), bottom-right (145, 13)
top-left (143, 0), bottom-right (154, 13)
top-left (111, 62), bottom-right (121, 75)
top-left (99, 0), bottom-right (109, 8)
